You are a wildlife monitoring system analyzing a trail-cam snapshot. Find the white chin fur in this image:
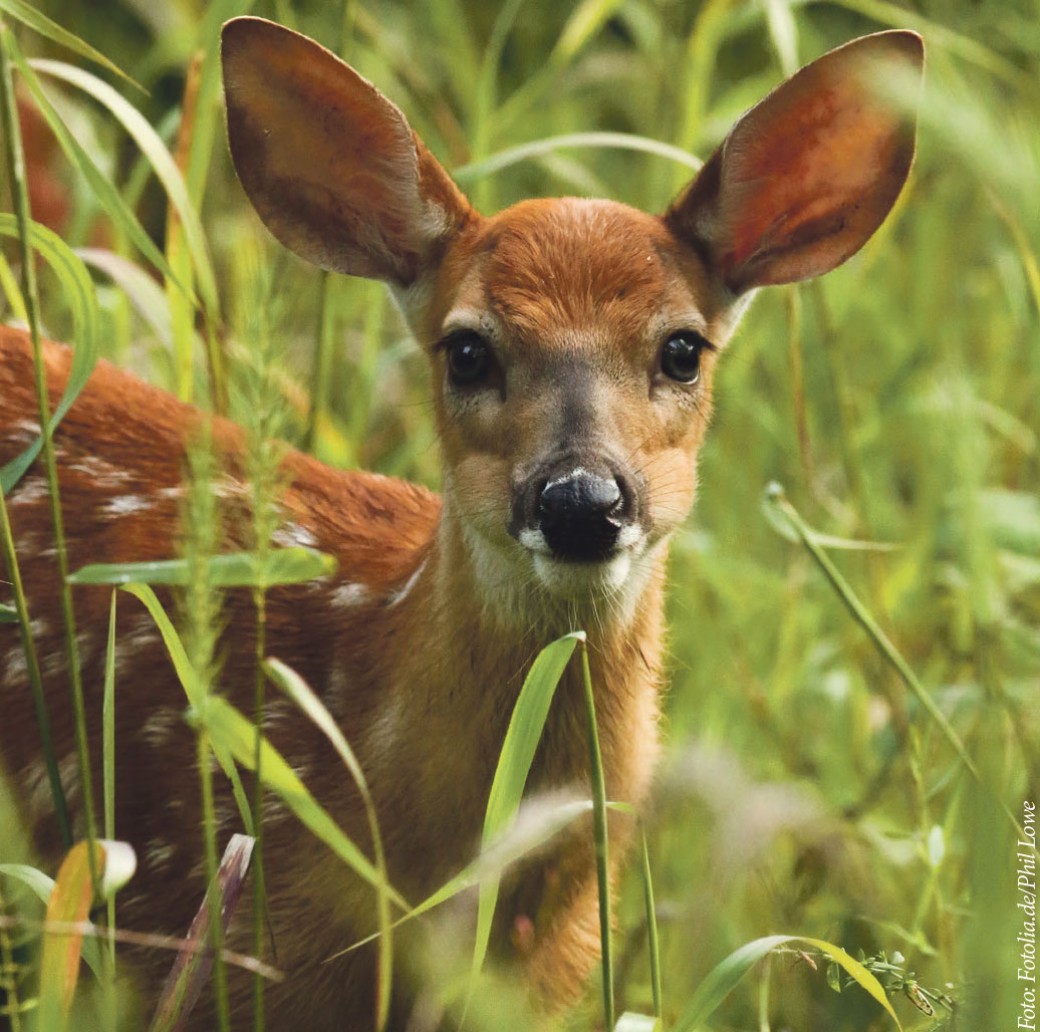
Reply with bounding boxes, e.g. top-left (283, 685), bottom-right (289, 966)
top-left (532, 551), bottom-right (633, 596)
